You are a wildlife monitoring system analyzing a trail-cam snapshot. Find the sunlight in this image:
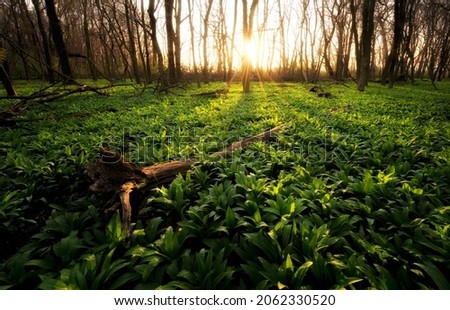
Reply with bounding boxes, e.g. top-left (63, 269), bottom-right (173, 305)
top-left (243, 39), bottom-right (259, 67)
top-left (244, 40), bottom-right (258, 58)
